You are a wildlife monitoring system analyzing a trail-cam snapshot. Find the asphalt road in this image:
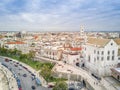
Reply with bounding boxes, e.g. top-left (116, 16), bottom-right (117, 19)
top-left (0, 57), bottom-right (52, 90)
